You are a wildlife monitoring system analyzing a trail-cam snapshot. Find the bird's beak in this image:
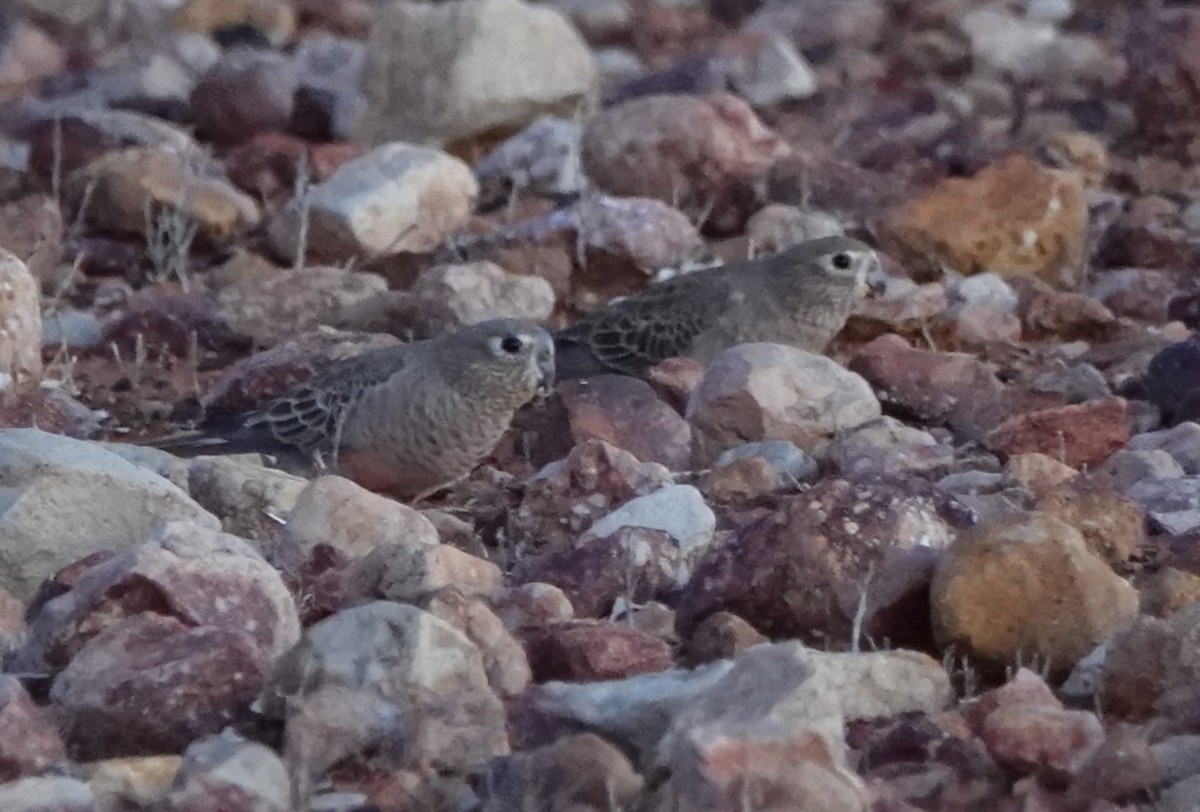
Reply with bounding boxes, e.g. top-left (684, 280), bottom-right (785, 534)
top-left (864, 254), bottom-right (888, 296)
